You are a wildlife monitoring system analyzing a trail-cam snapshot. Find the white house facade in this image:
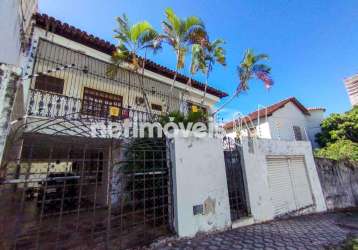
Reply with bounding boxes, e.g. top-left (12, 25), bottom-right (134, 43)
top-left (224, 97), bottom-right (325, 148)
